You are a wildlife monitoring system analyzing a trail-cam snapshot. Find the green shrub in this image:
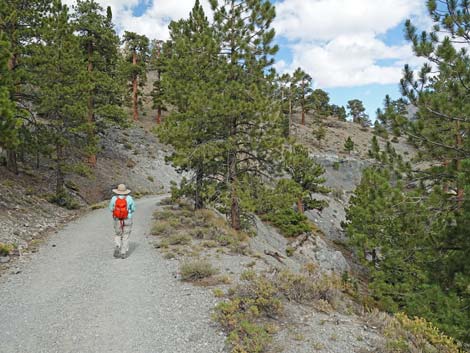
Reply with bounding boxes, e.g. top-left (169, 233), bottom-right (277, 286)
top-left (262, 208), bottom-right (311, 237)
top-left (383, 313), bottom-right (464, 353)
top-left (180, 260), bottom-right (218, 281)
top-left (0, 243), bottom-right (13, 256)
top-left (90, 201), bottom-right (107, 210)
top-left (285, 246), bottom-right (295, 257)
top-left (163, 252), bottom-right (176, 259)
top-left (228, 320), bottom-right (272, 353)
top-left (153, 209), bottom-right (174, 220)
top-left (48, 192), bottom-right (80, 210)
top-left (214, 271), bottom-right (283, 353)
top-left (168, 233), bottom-right (192, 245)
top-left (151, 221), bottom-right (172, 235)
top-left (65, 180), bottom-right (80, 191)
top-left (70, 163), bottom-right (93, 178)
